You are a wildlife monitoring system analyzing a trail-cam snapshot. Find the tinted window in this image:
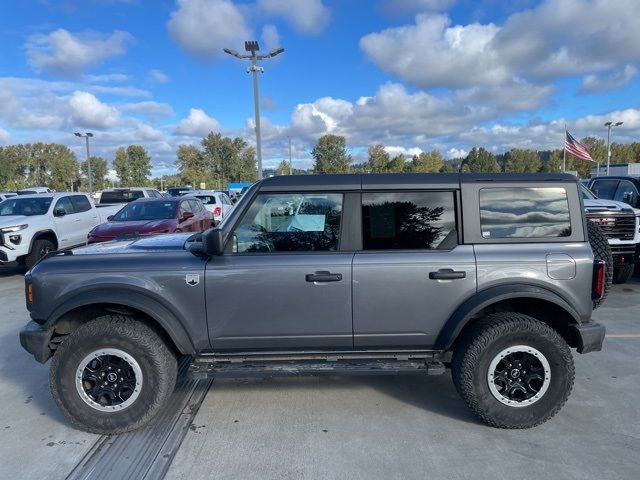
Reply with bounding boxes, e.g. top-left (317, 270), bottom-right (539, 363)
top-left (71, 195), bottom-right (92, 213)
top-left (100, 190), bottom-right (145, 204)
top-left (614, 180), bottom-right (639, 206)
top-left (54, 197), bottom-right (75, 215)
top-left (0, 197), bottom-right (53, 216)
top-left (480, 187), bottom-right (571, 238)
top-left (113, 201), bottom-right (177, 221)
top-left (188, 200), bottom-right (201, 212)
top-left (234, 193), bottom-right (343, 253)
top-left (580, 185), bottom-right (597, 199)
top-left (362, 191), bottom-right (456, 250)
top-left (590, 179), bottom-right (619, 200)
